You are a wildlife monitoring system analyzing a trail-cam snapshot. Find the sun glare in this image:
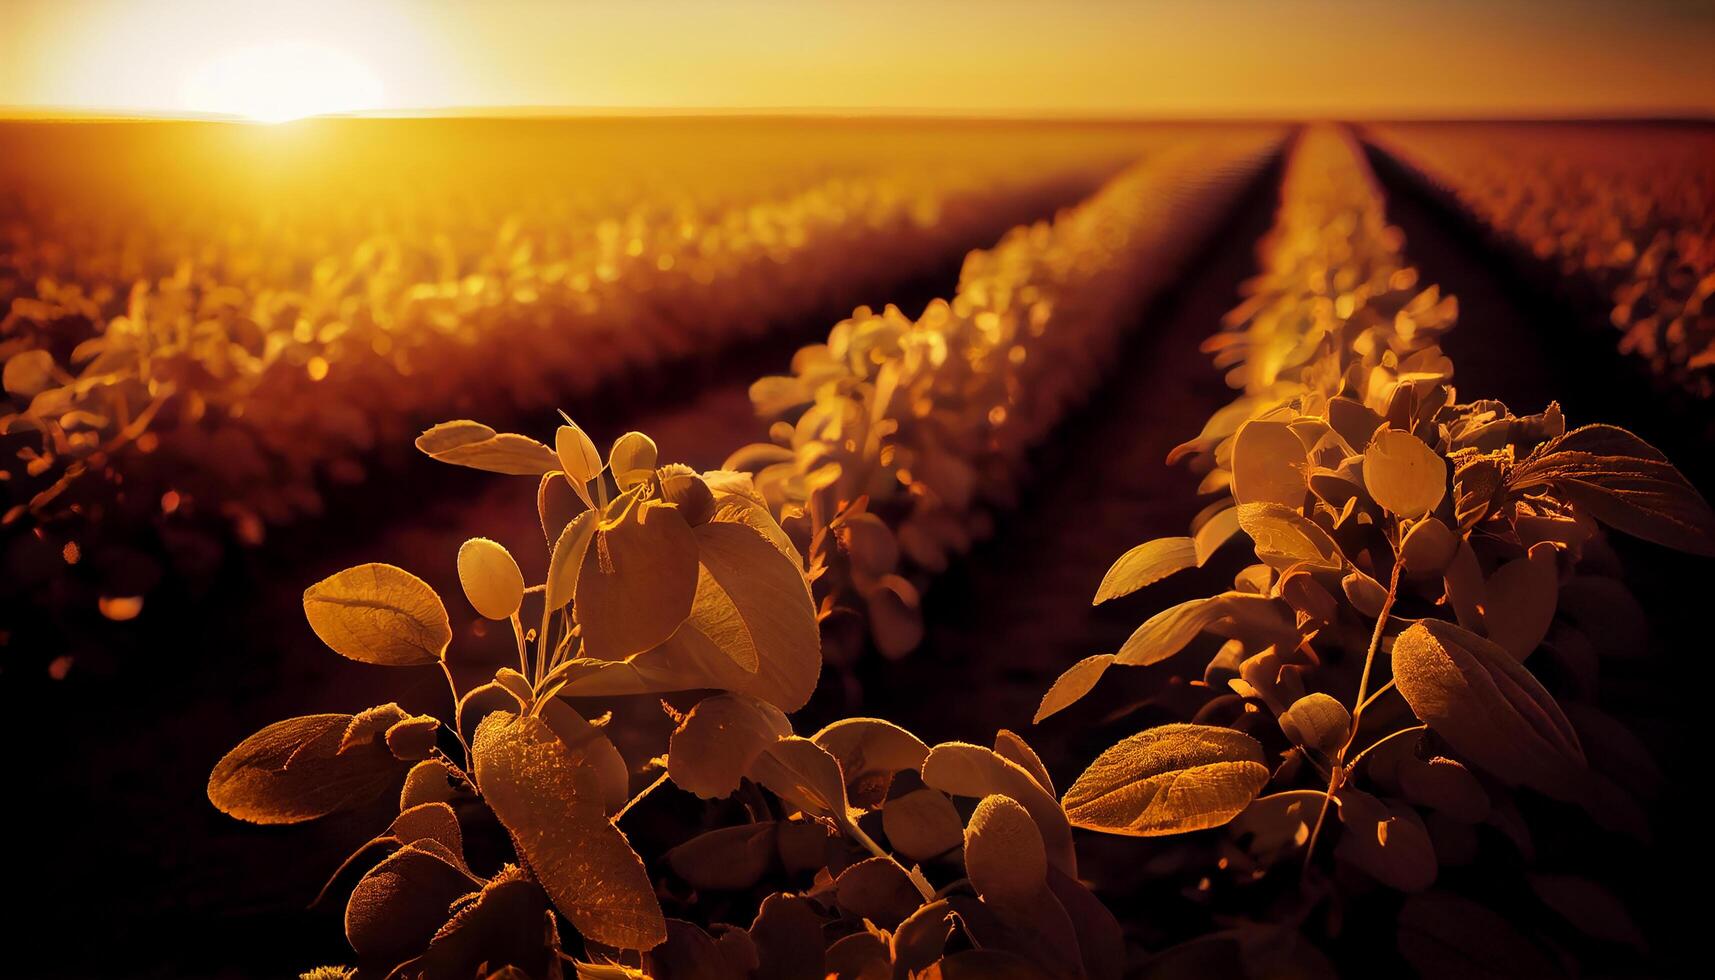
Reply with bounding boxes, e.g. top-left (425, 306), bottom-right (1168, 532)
top-left (180, 41), bottom-right (384, 123)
